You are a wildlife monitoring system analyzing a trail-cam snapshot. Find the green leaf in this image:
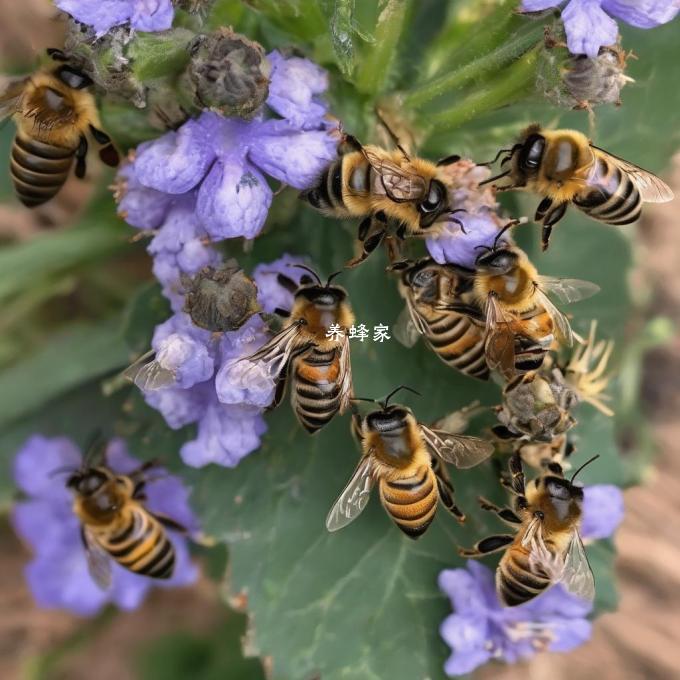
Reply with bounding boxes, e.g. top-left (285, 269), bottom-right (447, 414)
top-left (128, 29), bottom-right (195, 81)
top-left (323, 0), bottom-right (357, 77)
top-left (121, 282), bottom-right (172, 354)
